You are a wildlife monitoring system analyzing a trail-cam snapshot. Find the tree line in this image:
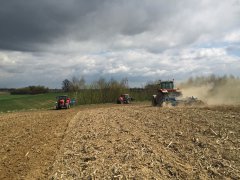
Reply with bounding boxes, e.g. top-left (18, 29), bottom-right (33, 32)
top-left (10, 86), bottom-right (49, 95)
top-left (64, 75), bottom-right (236, 105)
top-left (9, 74), bottom-right (240, 104)
top-left (61, 76), bottom-right (163, 105)
top-left (61, 77), bottom-right (132, 104)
